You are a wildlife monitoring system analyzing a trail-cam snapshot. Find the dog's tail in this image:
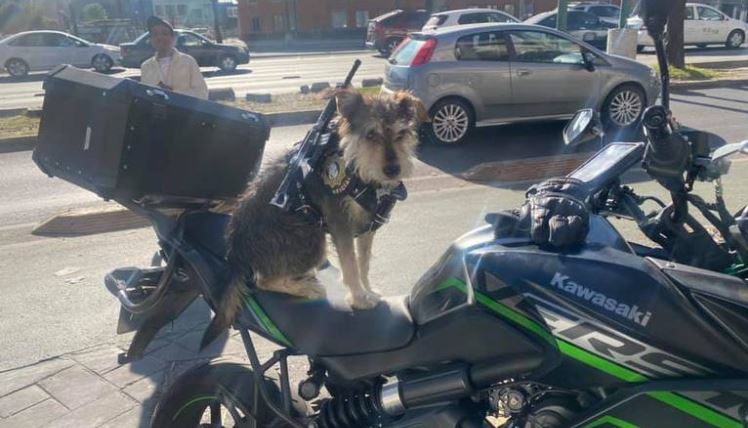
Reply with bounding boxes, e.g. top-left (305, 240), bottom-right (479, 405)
top-left (200, 272), bottom-right (247, 350)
